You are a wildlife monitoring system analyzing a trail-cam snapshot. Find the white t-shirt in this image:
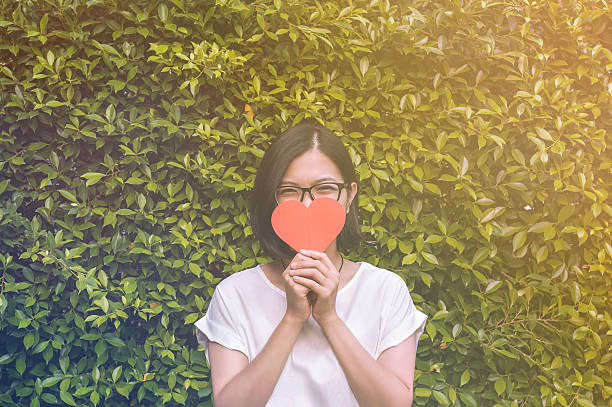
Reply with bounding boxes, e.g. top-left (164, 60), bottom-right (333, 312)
top-left (194, 261), bottom-right (428, 406)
